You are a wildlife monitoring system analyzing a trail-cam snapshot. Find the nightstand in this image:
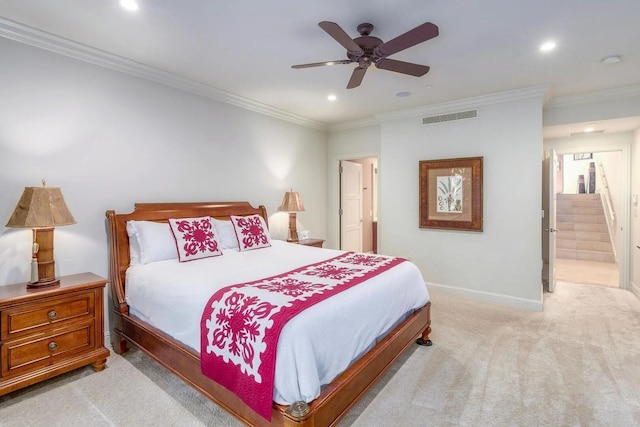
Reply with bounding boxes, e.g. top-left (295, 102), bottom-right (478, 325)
top-left (0, 272), bottom-right (110, 397)
top-left (296, 238), bottom-right (325, 248)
